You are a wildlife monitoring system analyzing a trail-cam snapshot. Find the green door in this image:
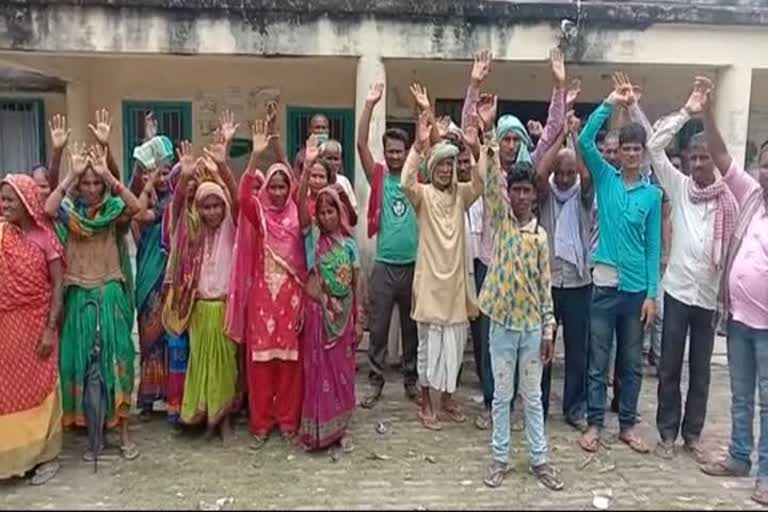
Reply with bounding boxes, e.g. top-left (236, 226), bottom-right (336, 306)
top-left (286, 106), bottom-right (355, 184)
top-left (122, 100), bottom-right (192, 184)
